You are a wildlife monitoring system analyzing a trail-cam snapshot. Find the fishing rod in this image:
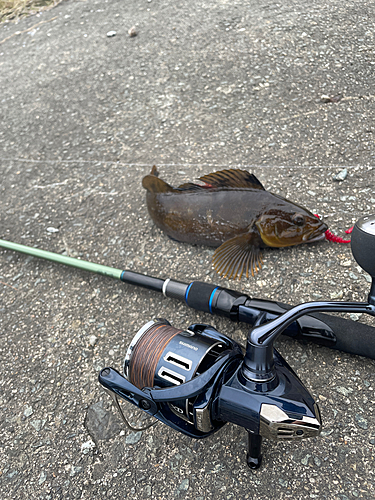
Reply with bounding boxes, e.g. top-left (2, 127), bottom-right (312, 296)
top-left (1, 214), bottom-right (375, 468)
top-left (1, 224), bottom-right (375, 359)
